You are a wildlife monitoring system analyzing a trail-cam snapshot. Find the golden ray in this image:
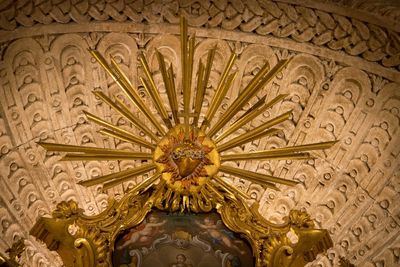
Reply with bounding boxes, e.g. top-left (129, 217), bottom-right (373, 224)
top-left (167, 63), bottom-right (179, 124)
top-left (83, 111), bottom-right (155, 149)
top-left (221, 141), bottom-right (337, 161)
top-left (93, 91), bottom-right (159, 142)
top-left (236, 95), bottom-right (267, 120)
top-left (61, 151), bottom-right (152, 161)
top-left (212, 176), bottom-right (251, 199)
top-left (109, 56), bottom-right (167, 135)
top-left (188, 36), bottom-right (195, 93)
top-left (193, 60), bottom-right (205, 126)
top-left (215, 94), bottom-right (288, 143)
top-left (125, 172), bottom-right (161, 194)
top-left (138, 53), bottom-right (172, 128)
top-left (97, 129), bottom-right (153, 150)
top-left (264, 140), bottom-right (338, 153)
top-left (180, 16), bottom-right (190, 127)
top-left (220, 165), bottom-right (297, 188)
top-left (89, 50), bottom-right (166, 135)
top-left (111, 96), bottom-right (161, 142)
top-left (109, 57), bottom-right (134, 88)
top-left (140, 77), bottom-right (171, 128)
top-left (207, 58), bottom-right (292, 137)
top-left (217, 110), bottom-right (291, 152)
top-left (219, 113), bottom-right (286, 148)
top-left (38, 142), bottom-right (128, 154)
top-left (78, 163), bottom-right (156, 187)
top-left (221, 152), bottom-right (312, 161)
top-left (217, 128), bottom-right (280, 152)
top-left (155, 50), bottom-right (179, 124)
top-left (201, 53), bottom-right (237, 130)
top-left (102, 167), bottom-right (156, 190)
top-left (193, 47), bottom-right (217, 126)
top-left (204, 181), bottom-right (225, 200)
